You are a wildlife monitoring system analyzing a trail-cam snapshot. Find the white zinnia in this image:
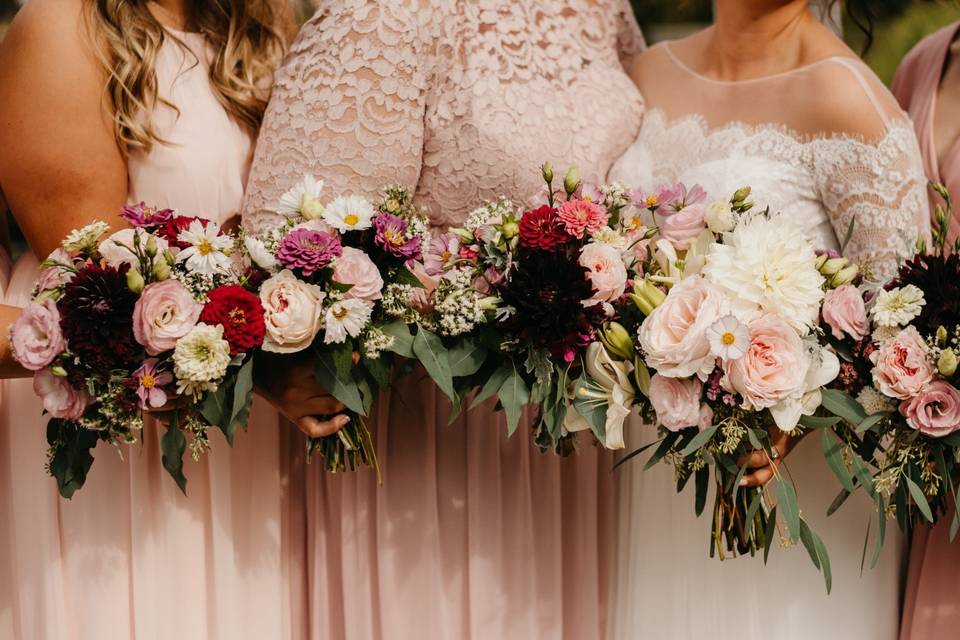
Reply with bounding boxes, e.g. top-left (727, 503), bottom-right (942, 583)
top-left (176, 220), bottom-right (233, 276)
top-left (63, 221), bottom-right (110, 253)
top-left (703, 213), bottom-right (825, 335)
top-left (706, 314), bottom-right (749, 361)
top-left (173, 323), bottom-right (232, 398)
top-left (243, 235), bottom-right (279, 272)
top-left (871, 285), bottom-right (925, 327)
top-left (323, 298), bottom-right (373, 344)
top-left (323, 195), bottom-right (376, 233)
top-left (278, 175), bottom-right (325, 219)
